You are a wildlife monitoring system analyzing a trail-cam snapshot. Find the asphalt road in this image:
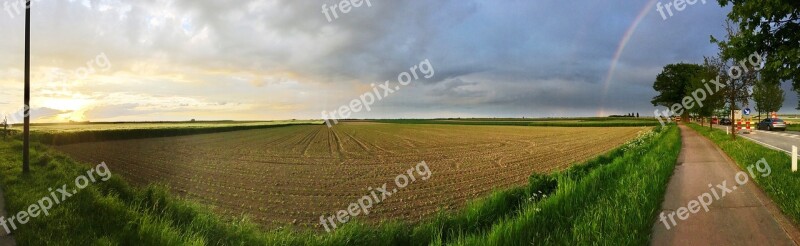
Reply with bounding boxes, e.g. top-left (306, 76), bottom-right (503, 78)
top-left (712, 124), bottom-right (800, 155)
